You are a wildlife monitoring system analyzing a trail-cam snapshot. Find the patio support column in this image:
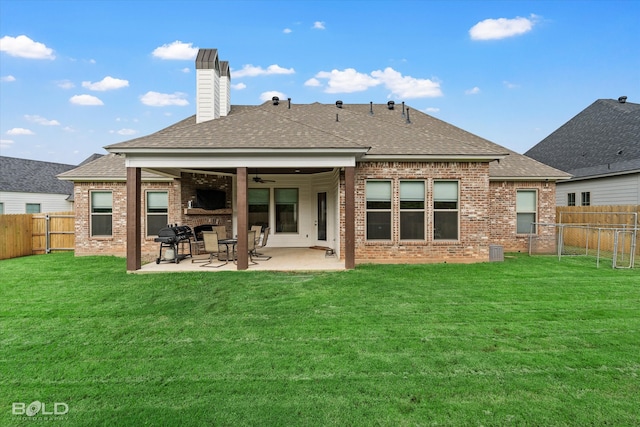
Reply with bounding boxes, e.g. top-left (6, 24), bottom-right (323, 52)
top-left (126, 166), bottom-right (141, 272)
top-left (236, 167), bottom-right (248, 270)
top-left (344, 166), bottom-right (355, 269)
